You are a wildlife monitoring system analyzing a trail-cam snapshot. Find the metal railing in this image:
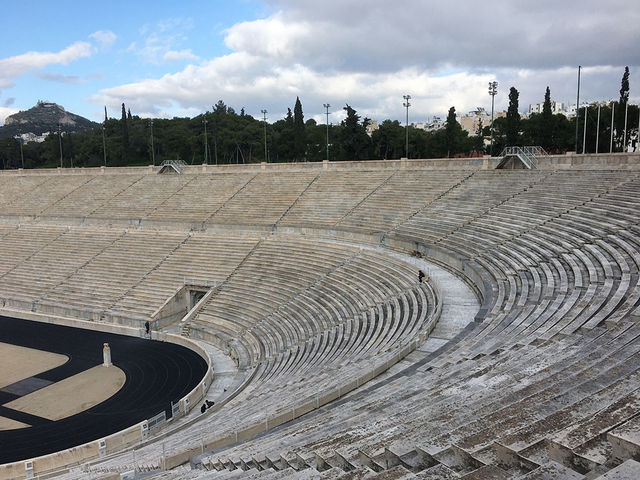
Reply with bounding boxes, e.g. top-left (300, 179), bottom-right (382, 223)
top-left (498, 146), bottom-right (548, 169)
top-left (158, 159), bottom-right (187, 174)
